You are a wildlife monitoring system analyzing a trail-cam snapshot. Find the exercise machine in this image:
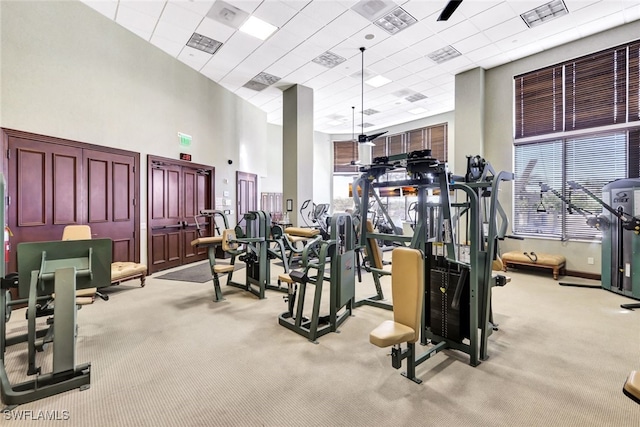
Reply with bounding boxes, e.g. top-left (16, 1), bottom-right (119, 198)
top-left (359, 151), bottom-right (512, 381)
top-left (277, 213), bottom-right (355, 343)
top-left (1, 176), bottom-right (112, 406)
